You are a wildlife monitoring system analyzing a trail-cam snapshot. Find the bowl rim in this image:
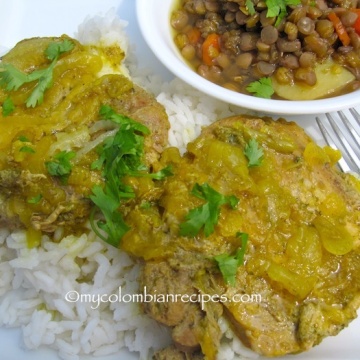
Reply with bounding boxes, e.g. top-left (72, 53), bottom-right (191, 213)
top-left (136, 0), bottom-right (360, 115)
